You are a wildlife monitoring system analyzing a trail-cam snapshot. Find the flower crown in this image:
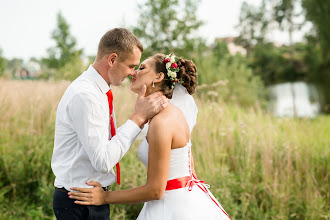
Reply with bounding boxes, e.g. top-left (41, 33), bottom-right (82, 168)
top-left (164, 53), bottom-right (183, 89)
